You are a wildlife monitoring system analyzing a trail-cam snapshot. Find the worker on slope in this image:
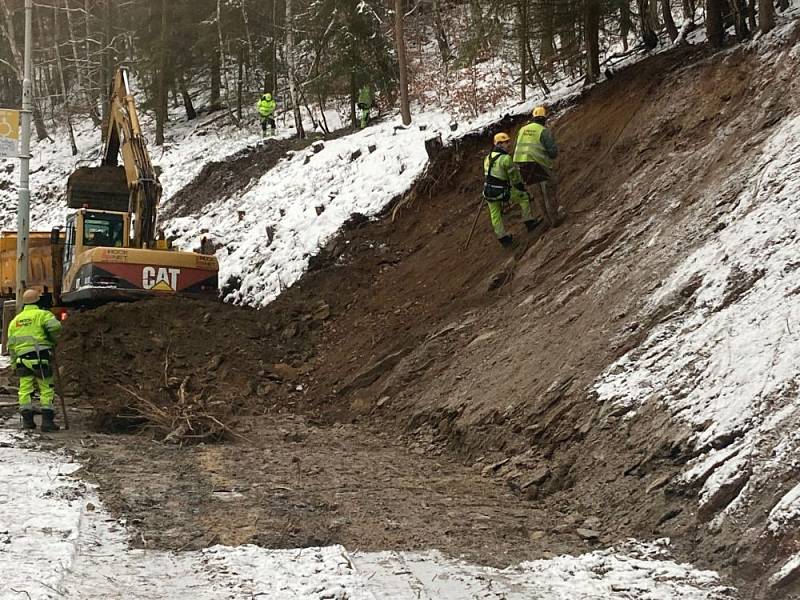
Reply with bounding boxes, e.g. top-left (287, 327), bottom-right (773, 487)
top-left (483, 132), bottom-right (539, 247)
top-left (7, 289), bottom-right (63, 432)
top-left (513, 105), bottom-right (563, 227)
top-left (257, 92), bottom-right (277, 136)
top-left (357, 83), bottom-right (373, 129)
